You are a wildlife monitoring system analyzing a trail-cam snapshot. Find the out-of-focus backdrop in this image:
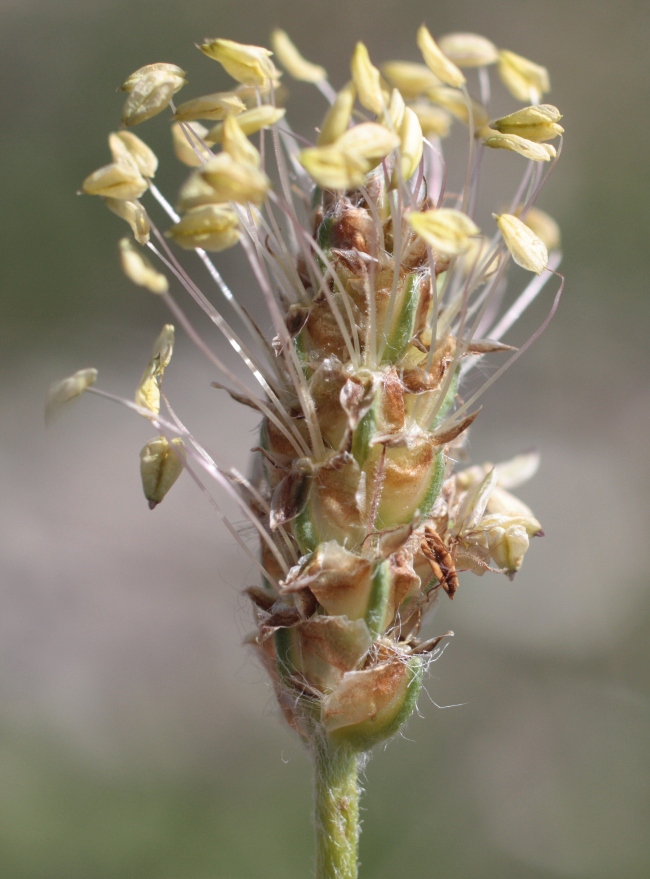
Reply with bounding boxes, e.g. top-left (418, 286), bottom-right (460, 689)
top-left (2, 1), bottom-right (649, 877)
